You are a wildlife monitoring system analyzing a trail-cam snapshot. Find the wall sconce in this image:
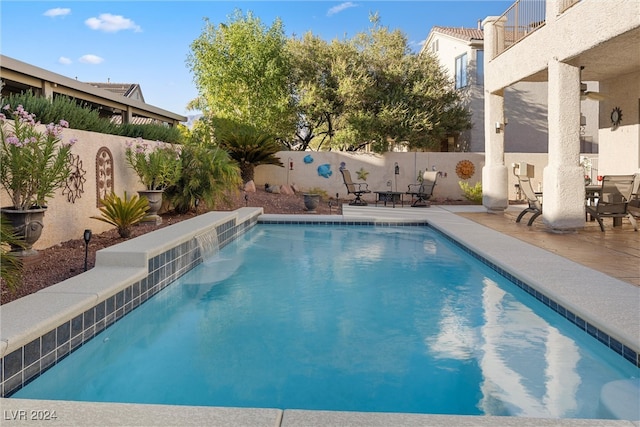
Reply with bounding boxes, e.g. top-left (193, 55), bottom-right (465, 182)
top-left (83, 229), bottom-right (92, 271)
top-left (288, 157), bottom-right (294, 170)
top-left (394, 162), bottom-right (400, 175)
top-left (495, 122), bottom-right (503, 133)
